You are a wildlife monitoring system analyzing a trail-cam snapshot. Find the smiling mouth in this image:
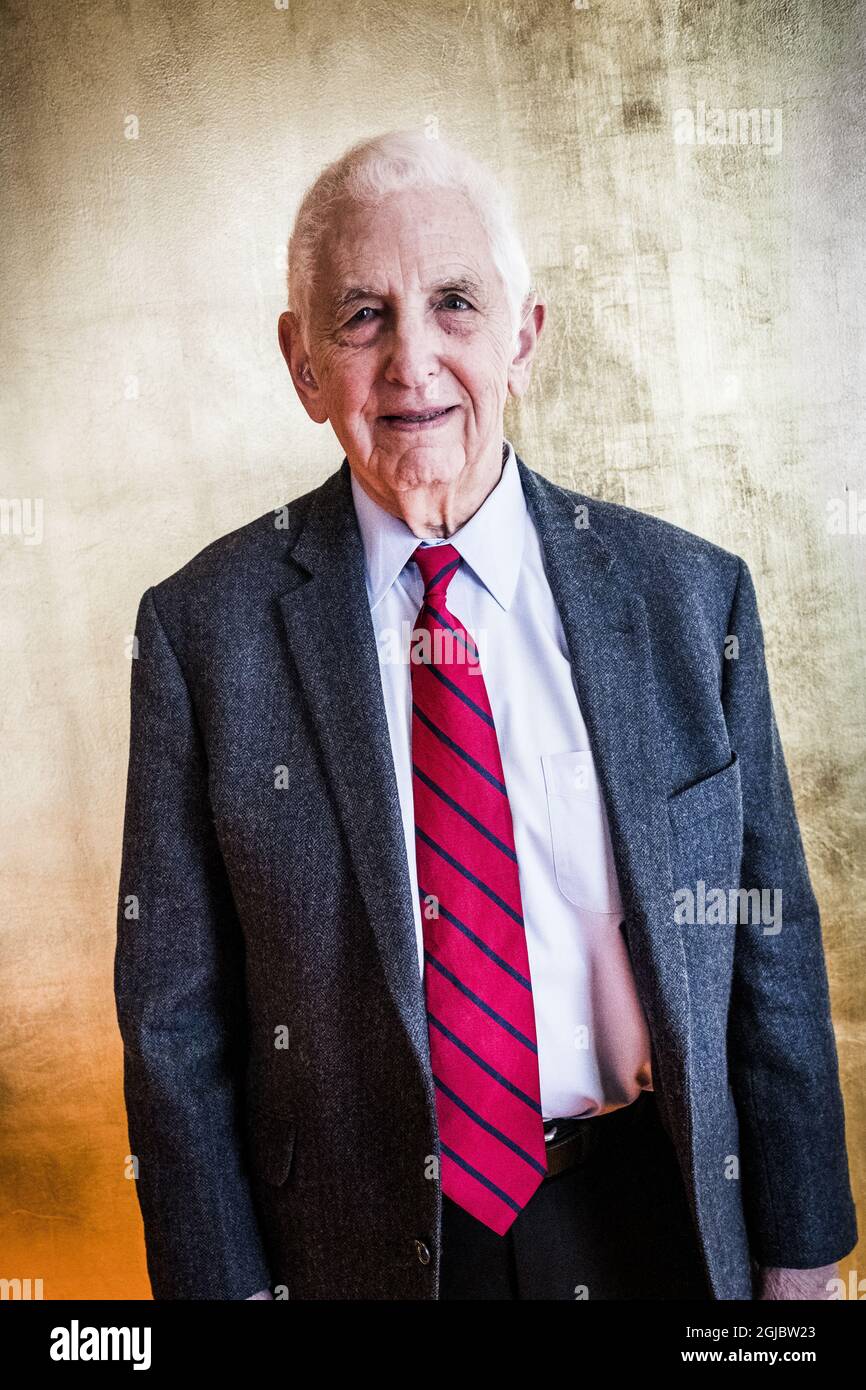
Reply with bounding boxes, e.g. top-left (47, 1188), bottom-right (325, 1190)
top-left (381, 405), bottom-right (457, 422)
